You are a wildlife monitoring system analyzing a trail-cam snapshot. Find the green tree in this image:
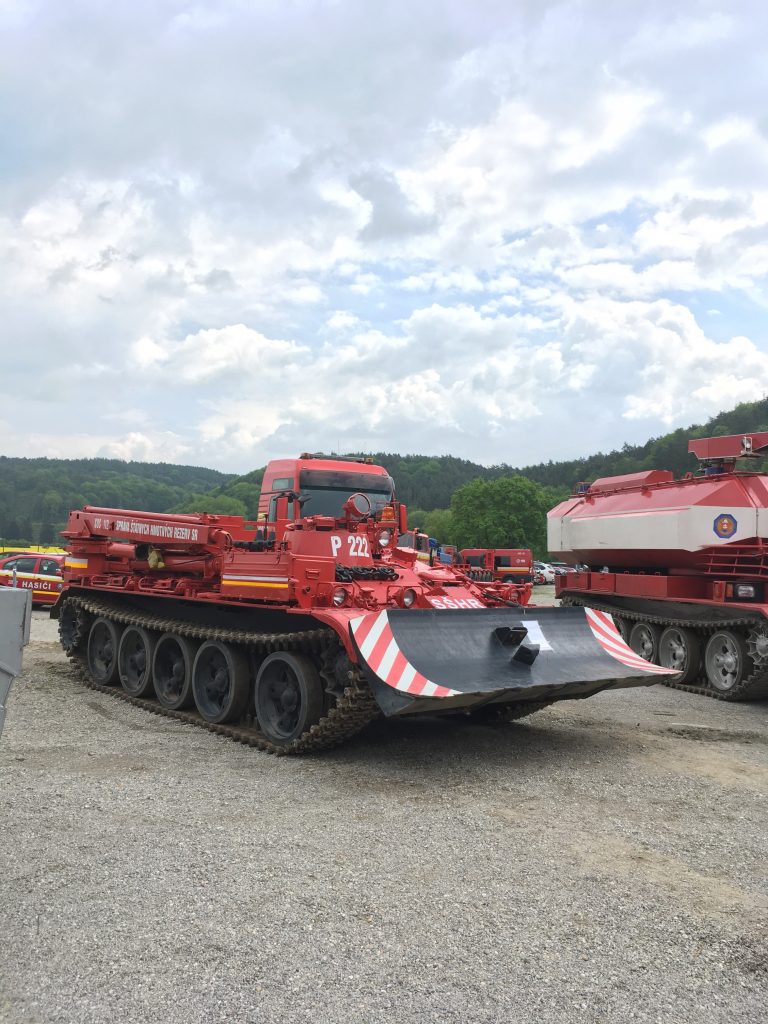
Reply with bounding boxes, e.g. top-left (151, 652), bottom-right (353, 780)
top-left (407, 508), bottom-right (427, 530)
top-left (3, 517), bottom-right (21, 540)
top-left (451, 476), bottom-right (552, 557)
top-left (41, 489), bottom-right (63, 520)
top-left (422, 508), bottom-right (455, 545)
top-left (39, 522), bottom-right (57, 544)
top-left (176, 495), bottom-right (248, 517)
